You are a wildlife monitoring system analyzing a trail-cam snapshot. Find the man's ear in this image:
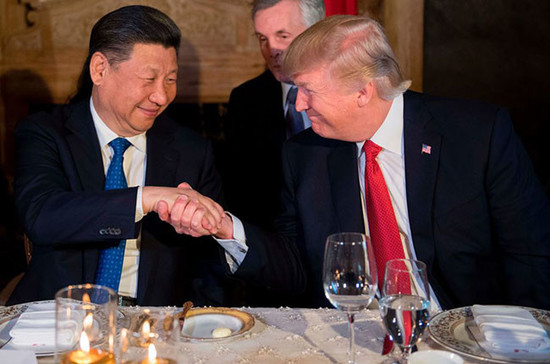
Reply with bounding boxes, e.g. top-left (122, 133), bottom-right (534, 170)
top-left (89, 52), bottom-right (110, 86)
top-left (357, 81), bottom-right (375, 107)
